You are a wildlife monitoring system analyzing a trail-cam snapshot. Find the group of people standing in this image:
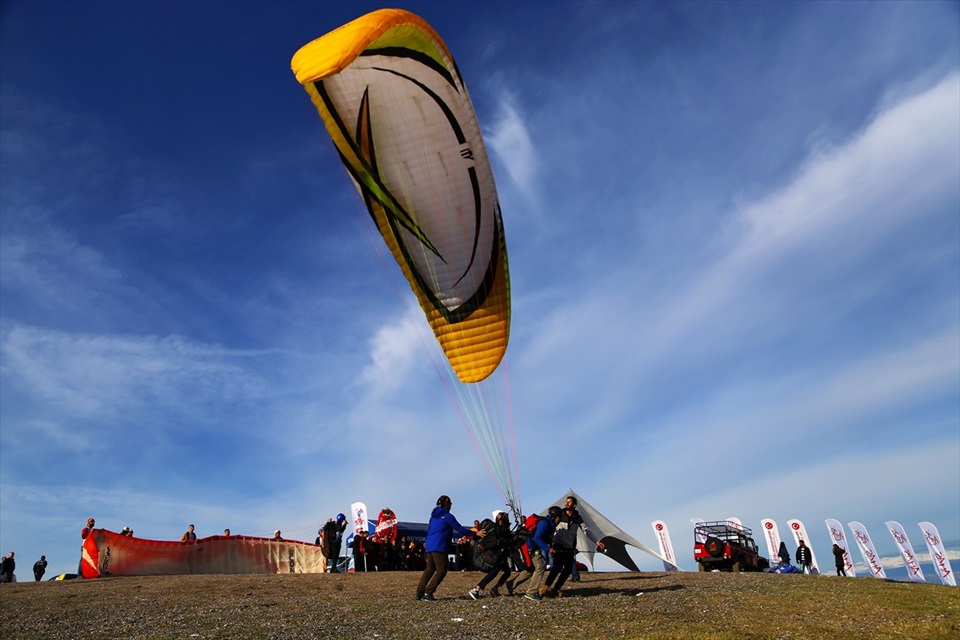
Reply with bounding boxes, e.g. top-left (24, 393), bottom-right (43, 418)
top-left (416, 494), bottom-right (604, 603)
top-left (0, 552), bottom-right (48, 583)
top-left (349, 529), bottom-right (427, 572)
top-left (775, 538), bottom-right (846, 576)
